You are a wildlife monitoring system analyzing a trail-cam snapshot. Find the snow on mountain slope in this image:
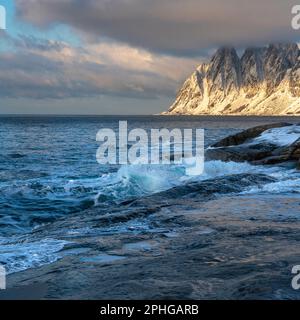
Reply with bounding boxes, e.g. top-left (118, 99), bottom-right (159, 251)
top-left (165, 44), bottom-right (300, 115)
